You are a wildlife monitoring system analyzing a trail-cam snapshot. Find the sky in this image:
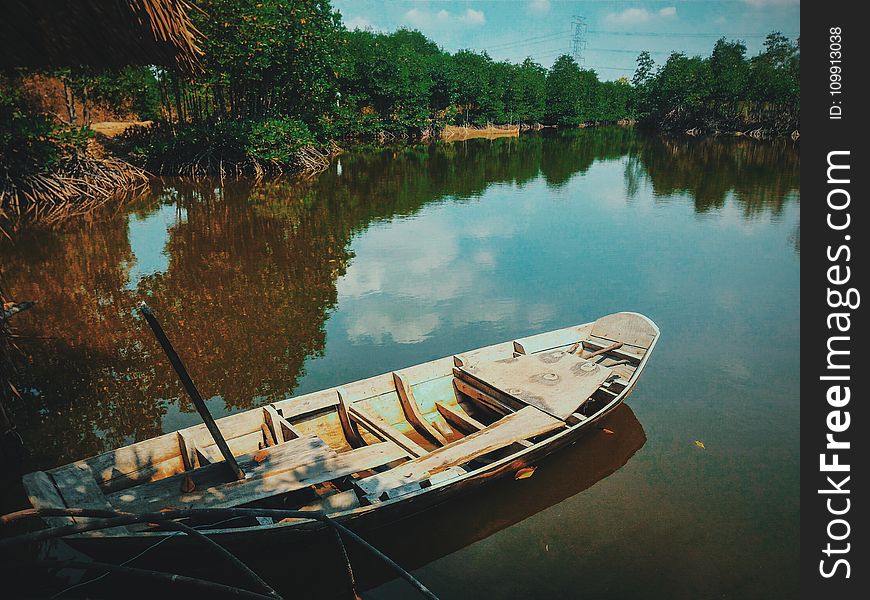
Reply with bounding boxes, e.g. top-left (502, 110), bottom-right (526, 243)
top-left (331, 0), bottom-right (800, 80)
